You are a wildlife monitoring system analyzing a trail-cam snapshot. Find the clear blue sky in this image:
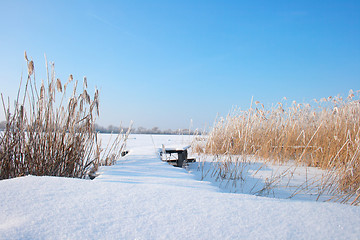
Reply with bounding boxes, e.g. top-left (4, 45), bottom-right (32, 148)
top-left (0, 0), bottom-right (359, 130)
